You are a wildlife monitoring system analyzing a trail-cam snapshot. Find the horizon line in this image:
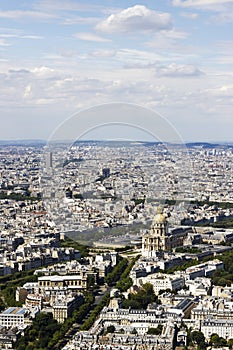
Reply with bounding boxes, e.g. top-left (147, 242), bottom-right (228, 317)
top-left (0, 139), bottom-right (233, 145)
